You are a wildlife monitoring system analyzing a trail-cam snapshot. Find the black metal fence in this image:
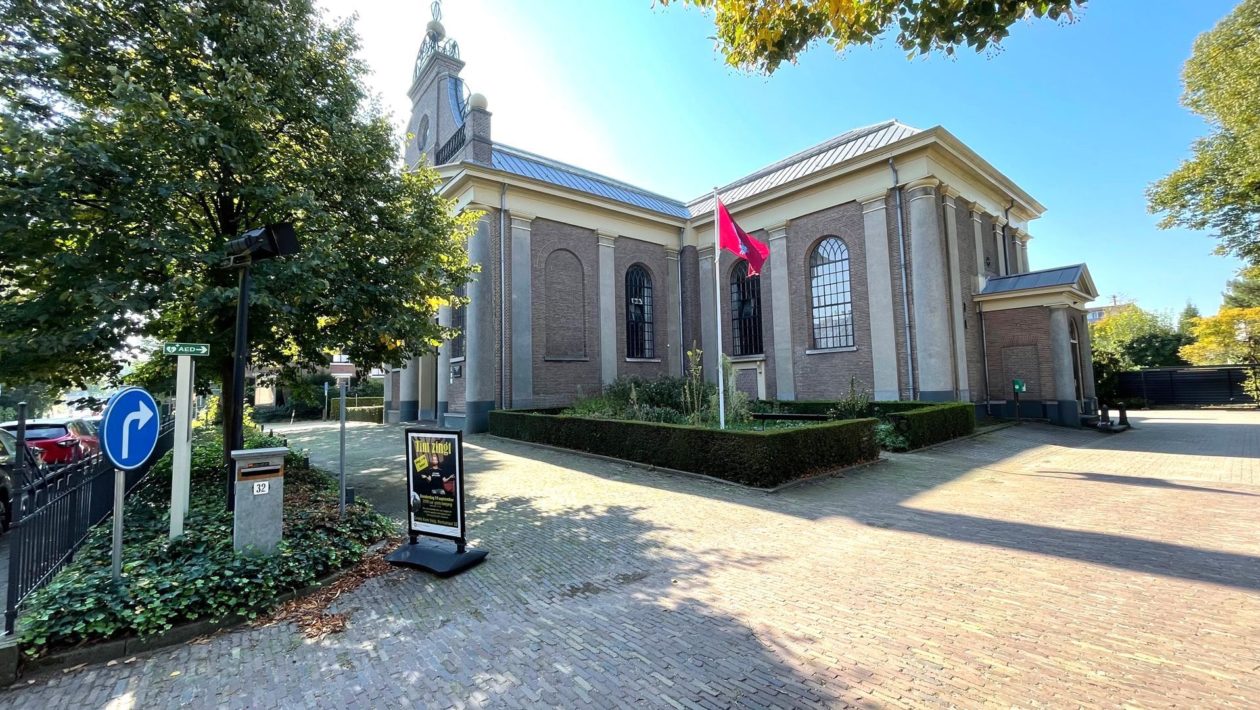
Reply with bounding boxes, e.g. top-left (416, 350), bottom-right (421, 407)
top-left (4, 405), bottom-right (175, 635)
top-left (1118, 365), bottom-right (1258, 406)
